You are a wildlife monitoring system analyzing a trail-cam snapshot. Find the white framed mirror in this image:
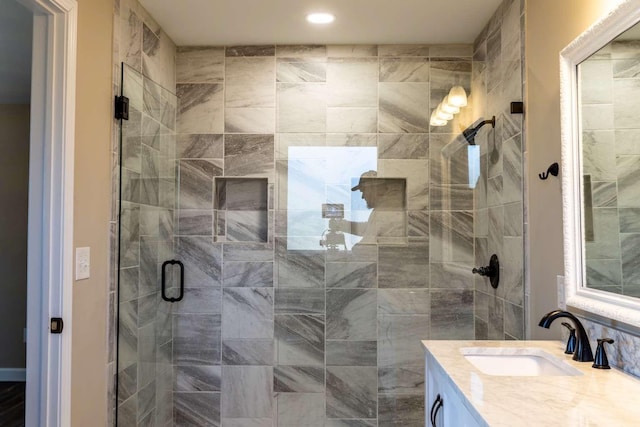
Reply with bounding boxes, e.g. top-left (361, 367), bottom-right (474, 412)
top-left (561, 0), bottom-right (640, 330)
